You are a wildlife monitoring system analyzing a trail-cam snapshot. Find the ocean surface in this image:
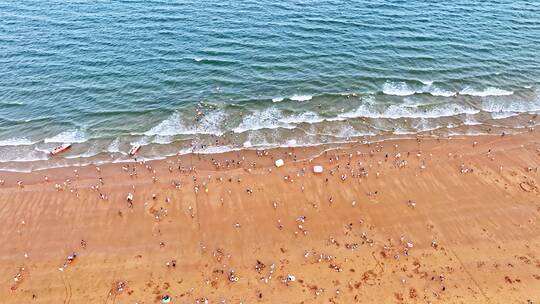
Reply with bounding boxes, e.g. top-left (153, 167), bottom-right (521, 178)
top-left (1, 0), bottom-right (540, 171)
